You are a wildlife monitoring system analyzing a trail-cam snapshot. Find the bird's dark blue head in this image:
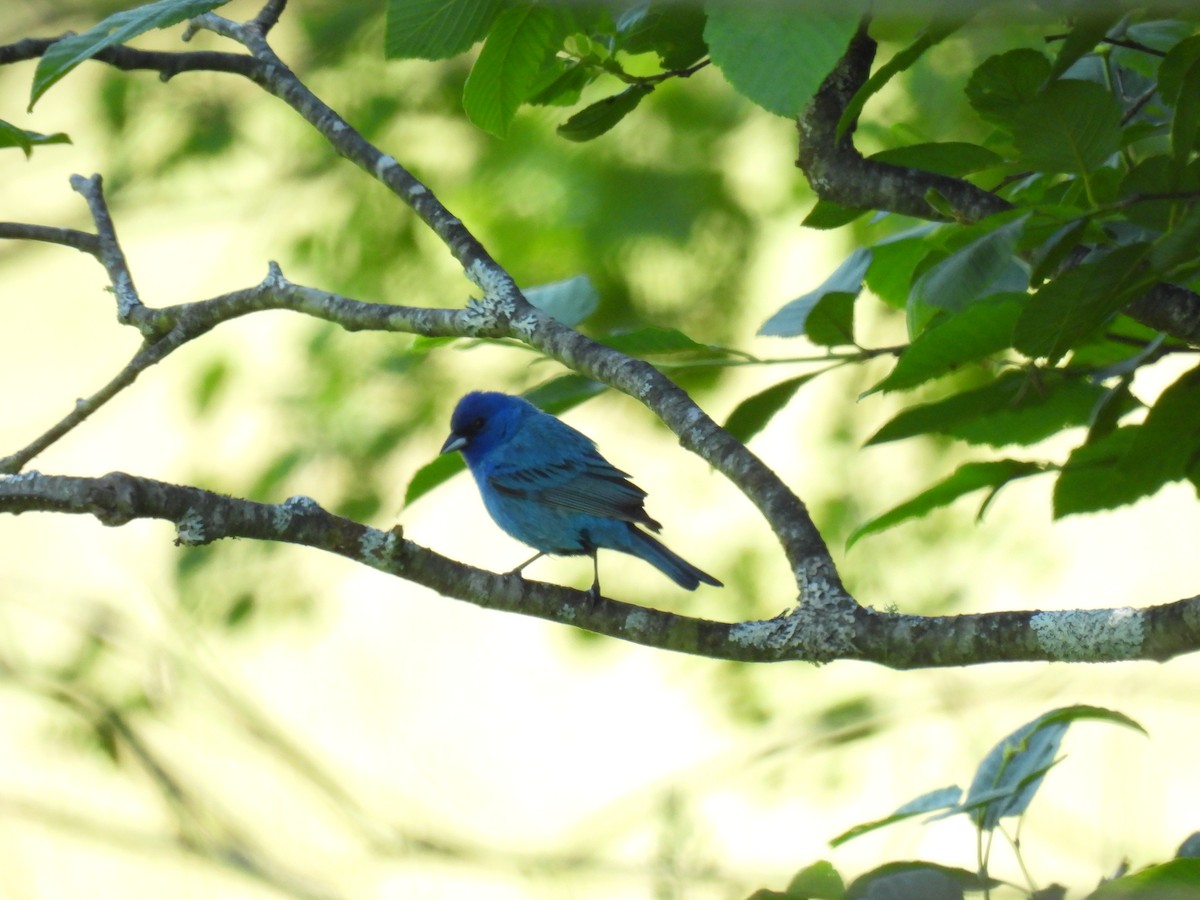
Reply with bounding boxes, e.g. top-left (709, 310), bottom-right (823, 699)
top-left (440, 391), bottom-right (534, 464)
